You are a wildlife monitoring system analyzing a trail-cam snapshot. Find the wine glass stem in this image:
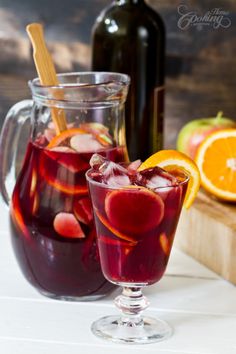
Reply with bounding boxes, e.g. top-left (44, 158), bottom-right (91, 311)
top-left (114, 287), bottom-right (150, 327)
